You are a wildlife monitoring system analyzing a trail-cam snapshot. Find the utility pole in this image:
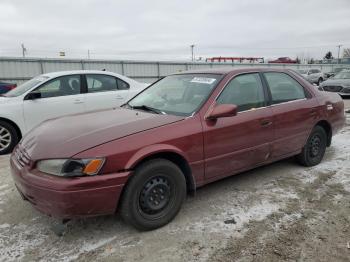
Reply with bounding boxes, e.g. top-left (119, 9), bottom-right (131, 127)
top-left (337, 44), bottom-right (342, 64)
top-left (21, 43), bottom-right (27, 57)
top-left (190, 44), bottom-right (195, 62)
top-left (88, 49), bottom-right (90, 59)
